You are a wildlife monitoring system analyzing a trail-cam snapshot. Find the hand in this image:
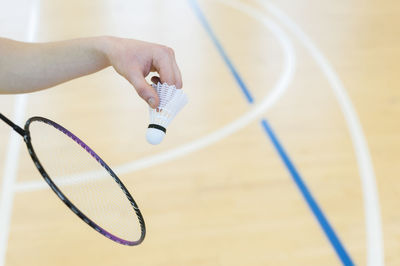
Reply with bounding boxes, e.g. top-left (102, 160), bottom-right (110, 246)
top-left (103, 36), bottom-right (183, 108)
